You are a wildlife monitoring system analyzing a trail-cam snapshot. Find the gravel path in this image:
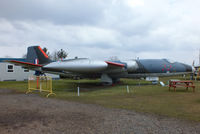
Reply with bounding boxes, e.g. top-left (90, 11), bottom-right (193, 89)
top-left (0, 89), bottom-right (200, 134)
